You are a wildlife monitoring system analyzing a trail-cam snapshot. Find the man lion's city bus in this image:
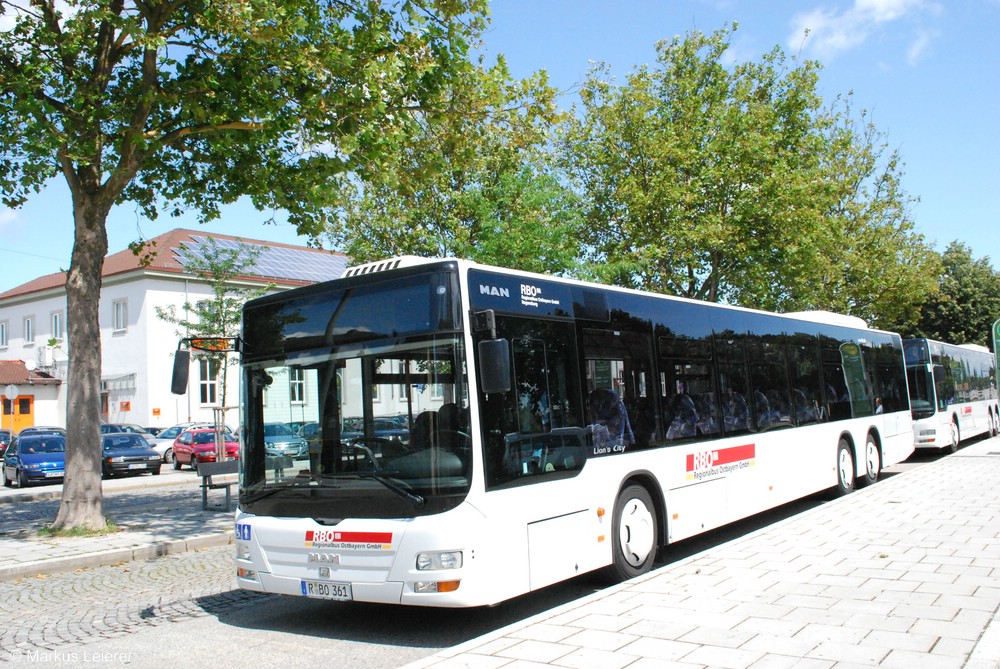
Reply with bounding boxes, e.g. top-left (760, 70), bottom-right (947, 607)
top-left (903, 338), bottom-right (999, 451)
top-left (219, 257), bottom-right (913, 607)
